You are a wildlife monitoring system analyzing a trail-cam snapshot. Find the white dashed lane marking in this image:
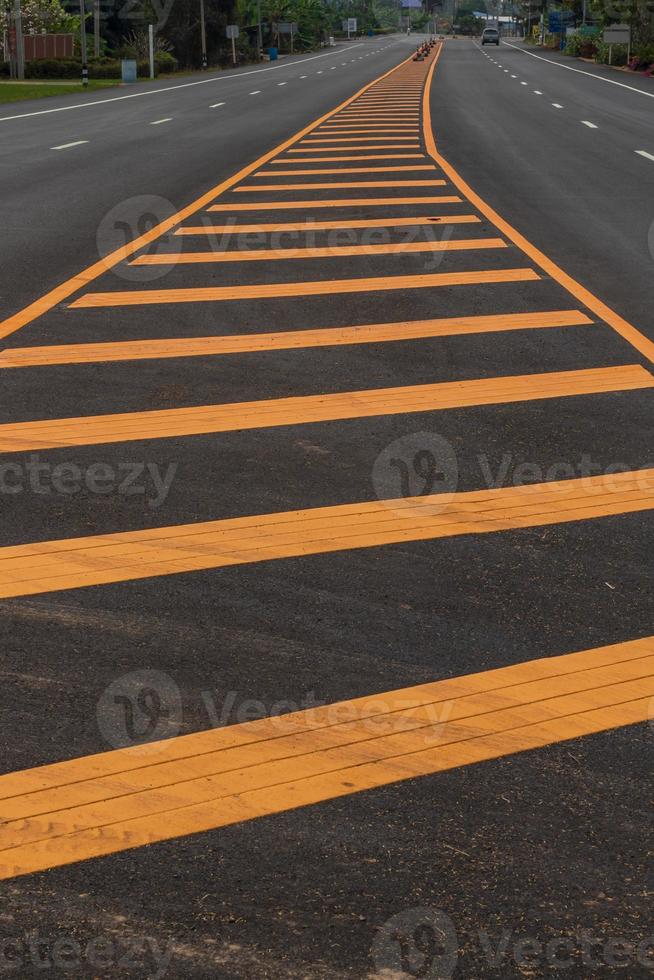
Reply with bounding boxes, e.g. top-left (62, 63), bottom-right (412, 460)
top-left (50, 140), bottom-right (88, 150)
